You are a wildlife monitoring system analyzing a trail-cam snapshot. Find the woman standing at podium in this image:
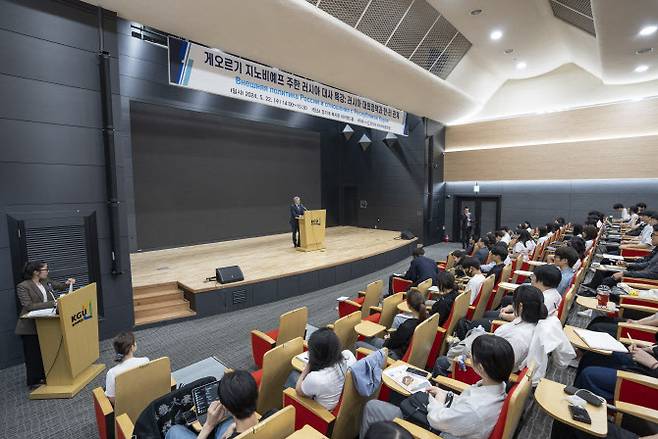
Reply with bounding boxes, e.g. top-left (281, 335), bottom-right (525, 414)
top-left (14, 261), bottom-right (75, 388)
